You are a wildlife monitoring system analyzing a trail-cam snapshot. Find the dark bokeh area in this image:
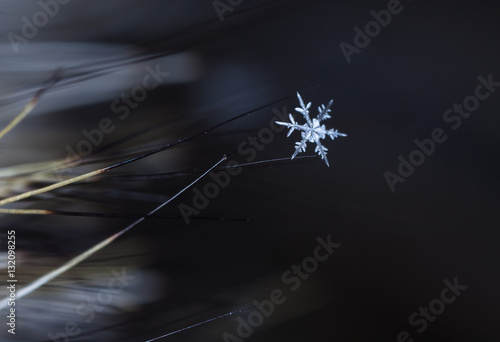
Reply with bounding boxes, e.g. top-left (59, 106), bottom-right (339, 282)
top-left (0, 0), bottom-right (499, 341)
